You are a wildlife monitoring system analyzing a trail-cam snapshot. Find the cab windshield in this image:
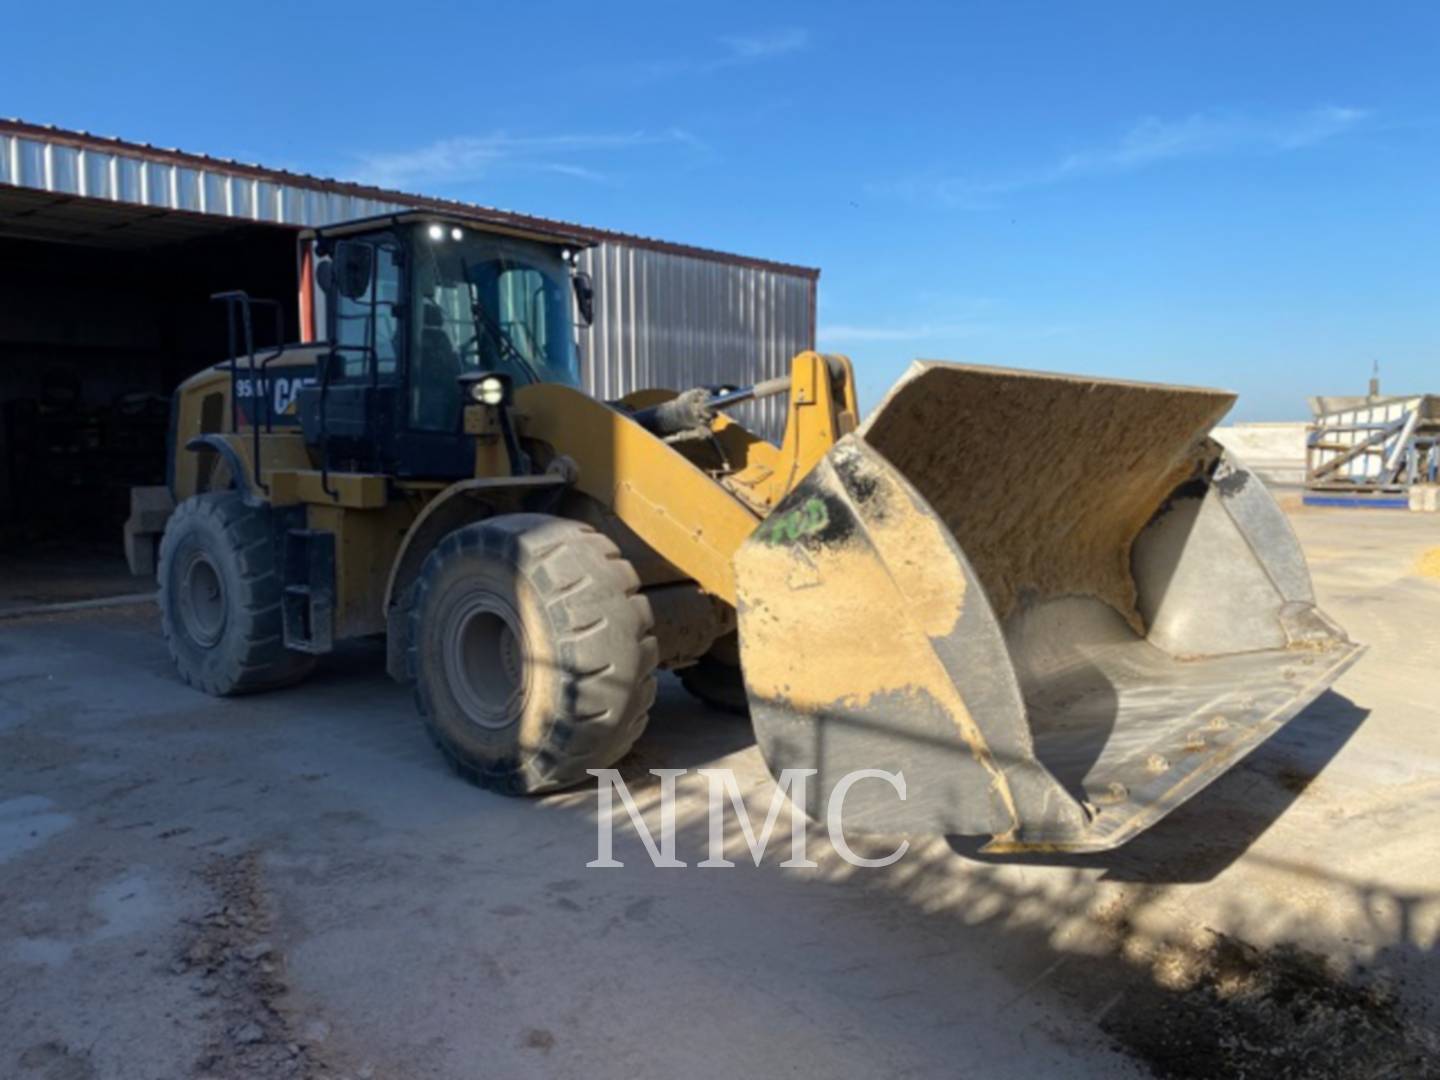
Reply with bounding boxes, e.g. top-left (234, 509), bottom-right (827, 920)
top-left (408, 225), bottom-right (581, 431)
